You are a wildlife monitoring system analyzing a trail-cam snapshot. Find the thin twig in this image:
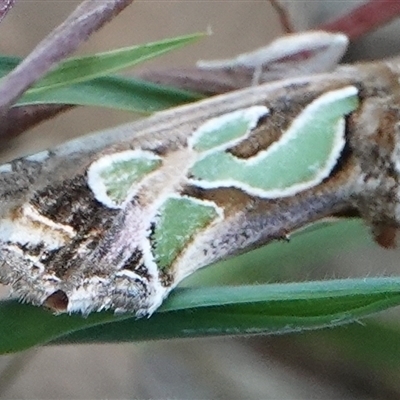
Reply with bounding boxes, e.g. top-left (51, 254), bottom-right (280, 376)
top-left (269, 0), bottom-right (293, 33)
top-left (132, 0), bottom-right (400, 98)
top-left (4, 1), bottom-right (400, 140)
top-left (136, 31), bottom-right (348, 96)
top-left (318, 0), bottom-right (400, 41)
top-left (0, 0), bottom-right (14, 24)
top-left (0, 105), bottom-right (73, 140)
top-left (135, 67), bottom-right (249, 96)
top-left (0, 0), bottom-right (135, 119)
